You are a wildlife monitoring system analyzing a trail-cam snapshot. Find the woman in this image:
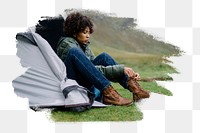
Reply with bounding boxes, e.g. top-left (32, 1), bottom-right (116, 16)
top-left (57, 12), bottom-right (149, 106)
